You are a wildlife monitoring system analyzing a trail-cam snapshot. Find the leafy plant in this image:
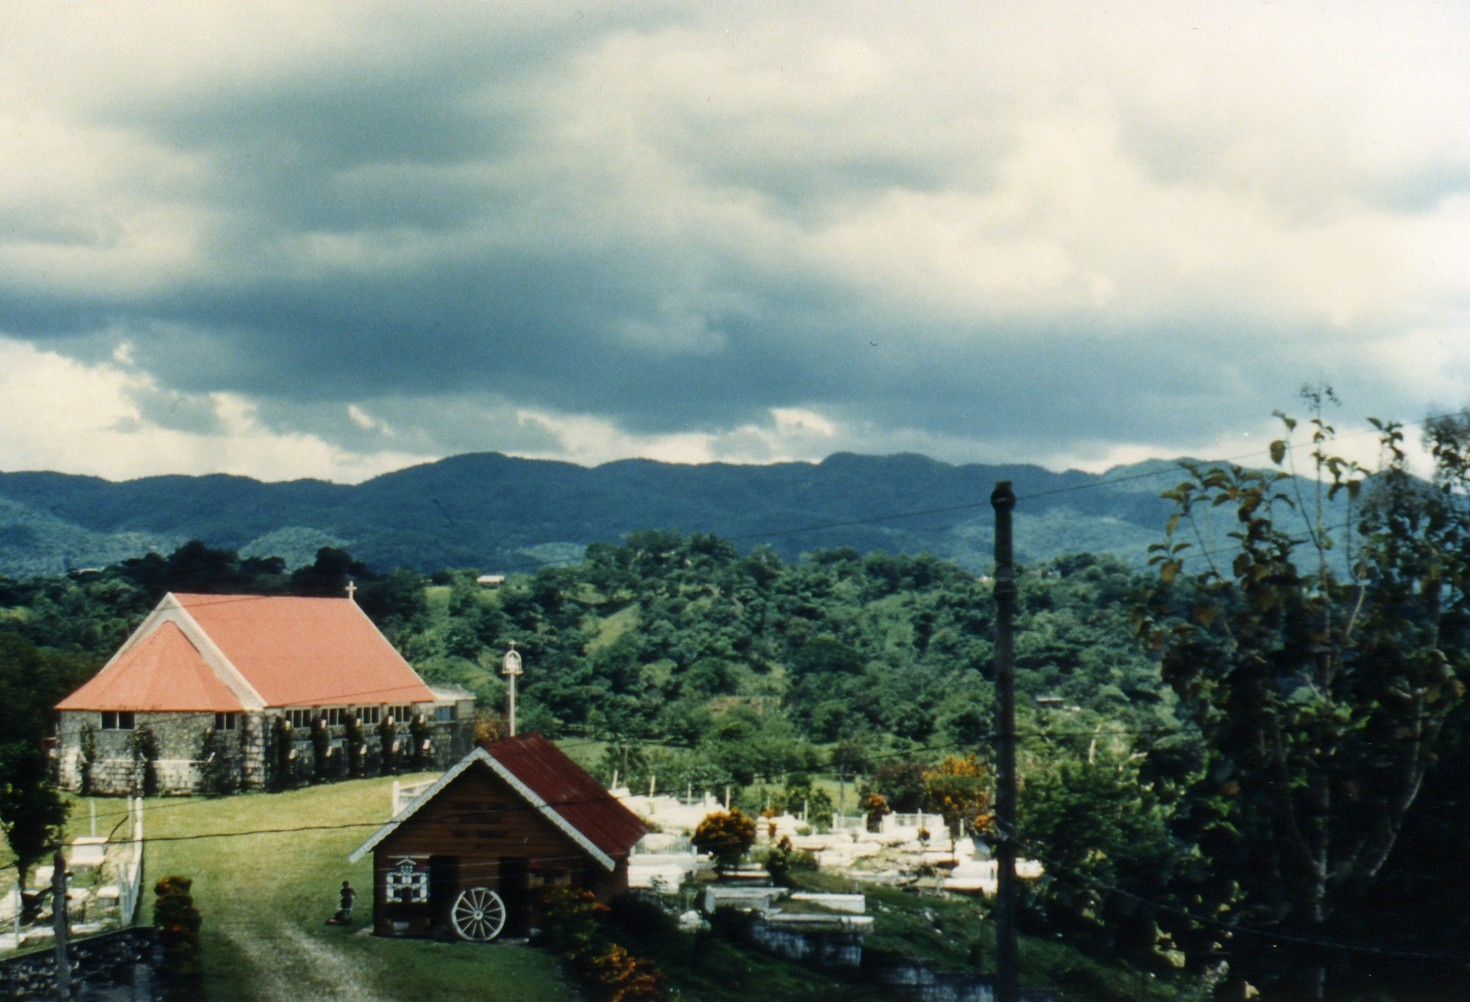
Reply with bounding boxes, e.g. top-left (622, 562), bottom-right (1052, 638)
top-left (376, 715), bottom-right (397, 775)
top-left (129, 726), bottom-right (159, 796)
top-left (198, 726), bottom-right (238, 797)
top-left (763, 835), bottom-right (817, 886)
top-left (153, 874), bottom-right (203, 989)
top-left (923, 753), bottom-right (993, 837)
top-left (692, 809), bottom-right (757, 875)
top-left (77, 723), bottom-right (96, 796)
top-left (1137, 401), bottom-right (1469, 995)
top-left (271, 716), bottom-right (295, 790)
